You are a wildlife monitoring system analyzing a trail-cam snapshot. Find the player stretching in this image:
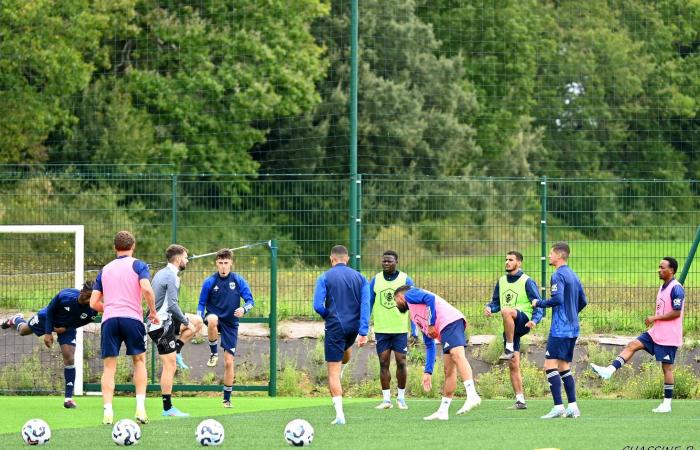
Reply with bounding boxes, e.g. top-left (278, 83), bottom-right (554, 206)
top-left (394, 285), bottom-right (481, 421)
top-left (591, 257), bottom-right (685, 413)
top-left (534, 242), bottom-right (587, 419)
top-left (148, 244), bottom-right (203, 417)
top-left (197, 248), bottom-right (254, 408)
top-left (313, 245), bottom-right (370, 425)
top-left (90, 230), bottom-right (158, 425)
top-left (2, 282), bottom-right (97, 408)
top-left (369, 250), bottom-right (415, 410)
top-left (485, 251), bottom-right (544, 409)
